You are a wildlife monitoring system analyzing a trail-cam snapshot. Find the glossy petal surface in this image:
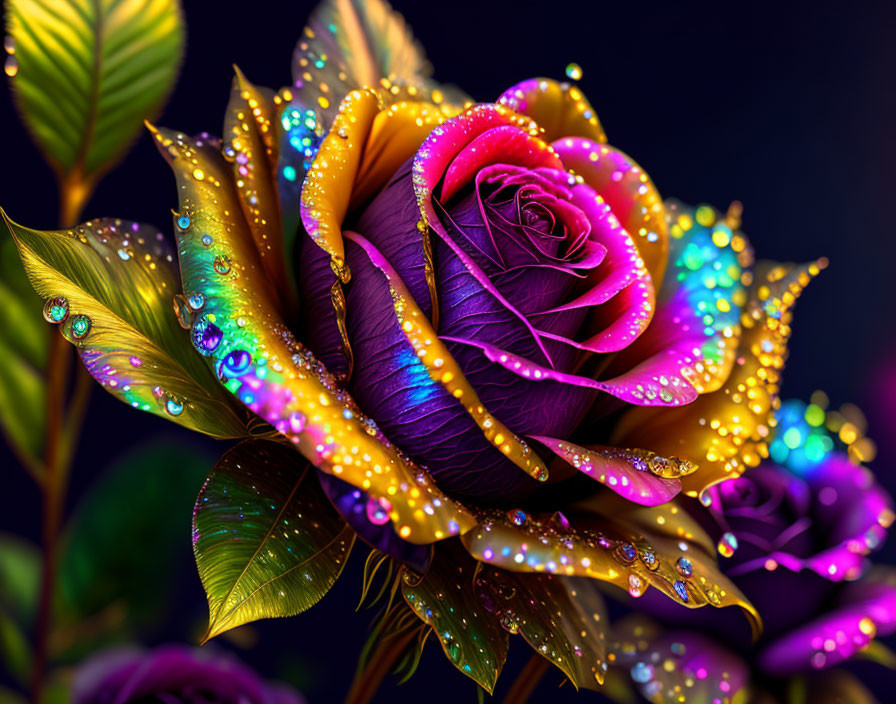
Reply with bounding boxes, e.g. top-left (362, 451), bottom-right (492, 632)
top-left (758, 567), bottom-right (896, 675)
top-left (615, 259), bottom-right (826, 496)
top-left (461, 504), bottom-right (759, 635)
top-left (497, 78), bottom-right (606, 144)
top-left (153, 126), bottom-right (474, 544)
top-left (532, 436), bottom-right (692, 506)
